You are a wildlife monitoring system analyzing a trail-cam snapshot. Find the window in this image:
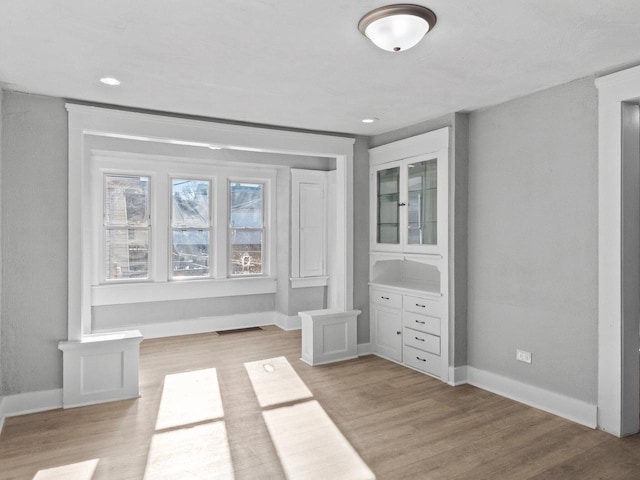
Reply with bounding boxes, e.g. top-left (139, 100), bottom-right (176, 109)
top-left (171, 179), bottom-right (211, 279)
top-left (229, 182), bottom-right (264, 276)
top-left (103, 175), bottom-right (150, 280)
top-left (91, 151), bottom-right (277, 305)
